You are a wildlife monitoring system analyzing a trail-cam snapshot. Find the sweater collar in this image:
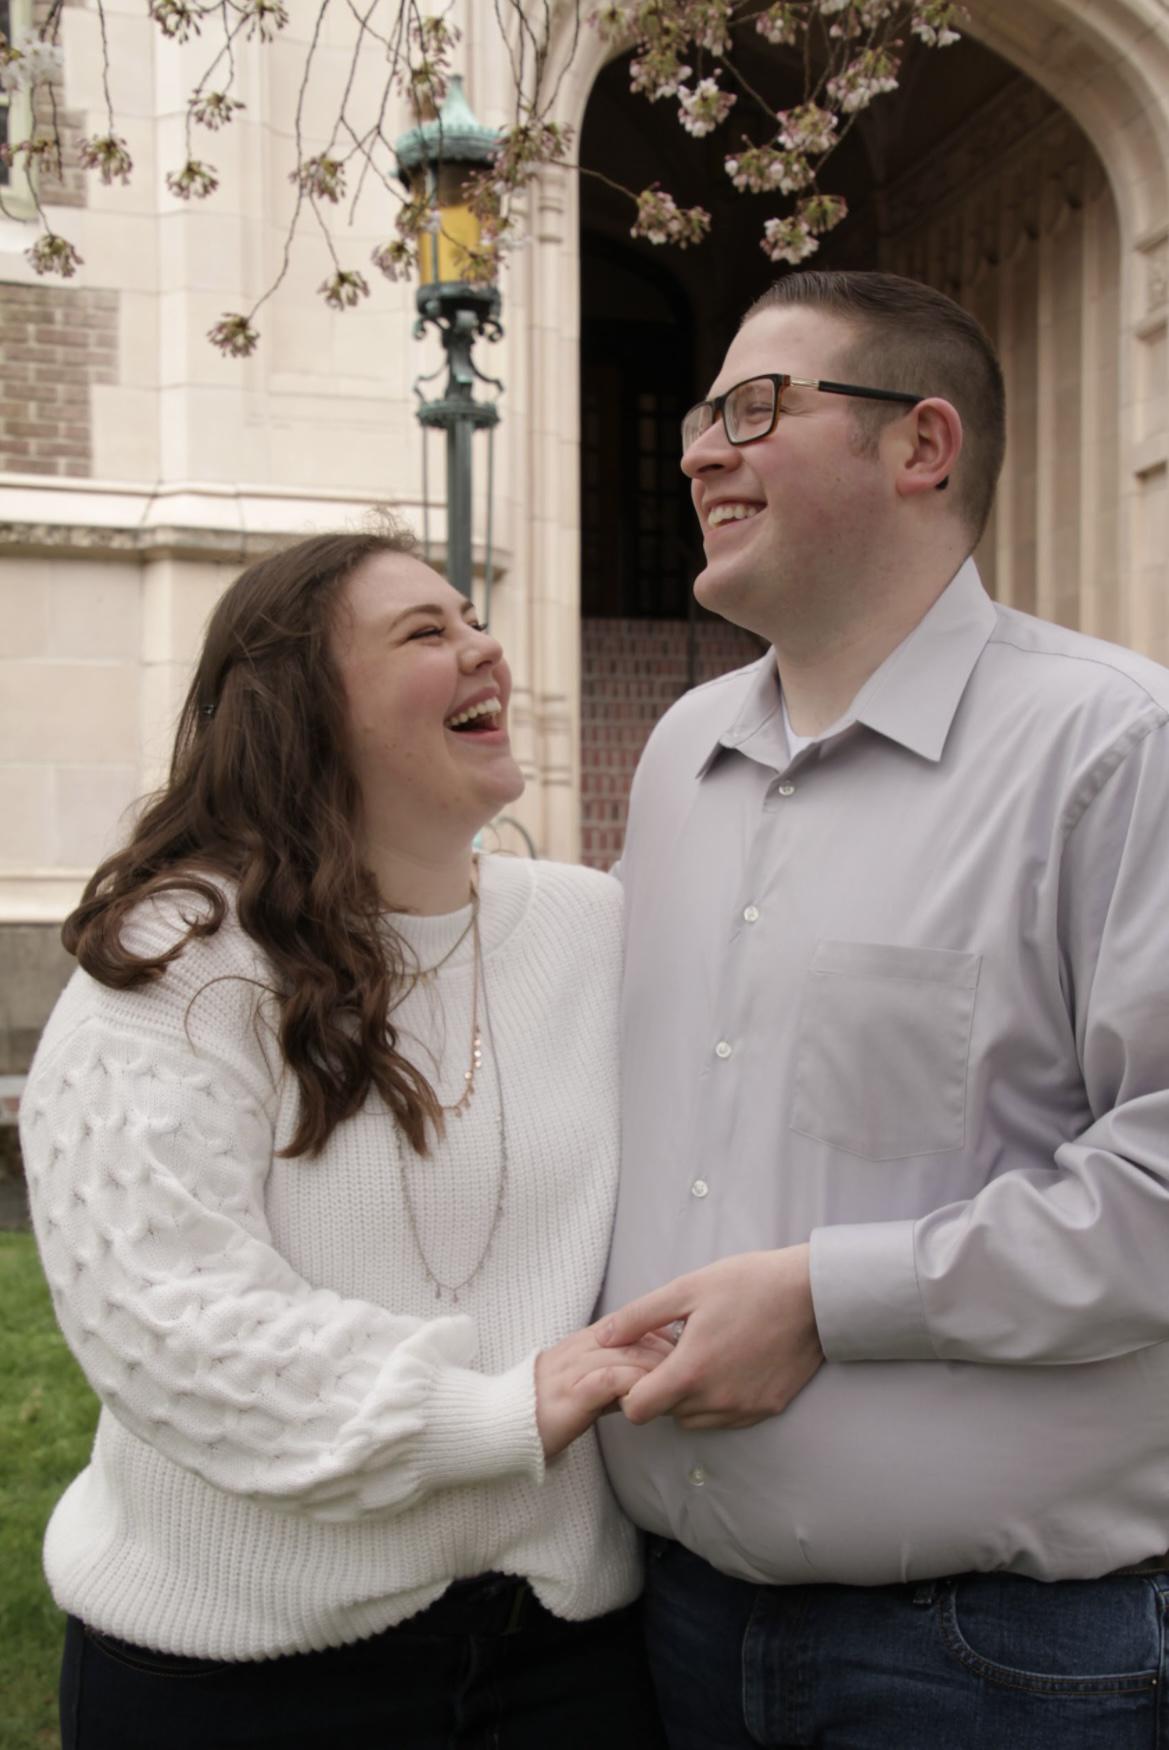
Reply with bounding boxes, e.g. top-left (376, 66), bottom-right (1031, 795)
top-left (381, 853), bottom-right (533, 970)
